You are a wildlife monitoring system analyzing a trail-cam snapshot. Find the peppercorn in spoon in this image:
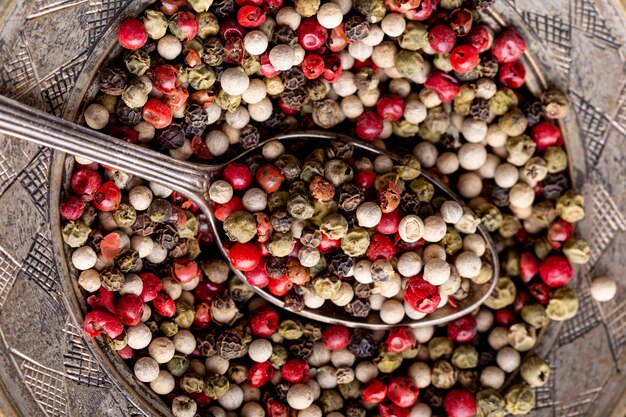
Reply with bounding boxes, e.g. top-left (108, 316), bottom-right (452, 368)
top-left (0, 95), bottom-right (497, 329)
